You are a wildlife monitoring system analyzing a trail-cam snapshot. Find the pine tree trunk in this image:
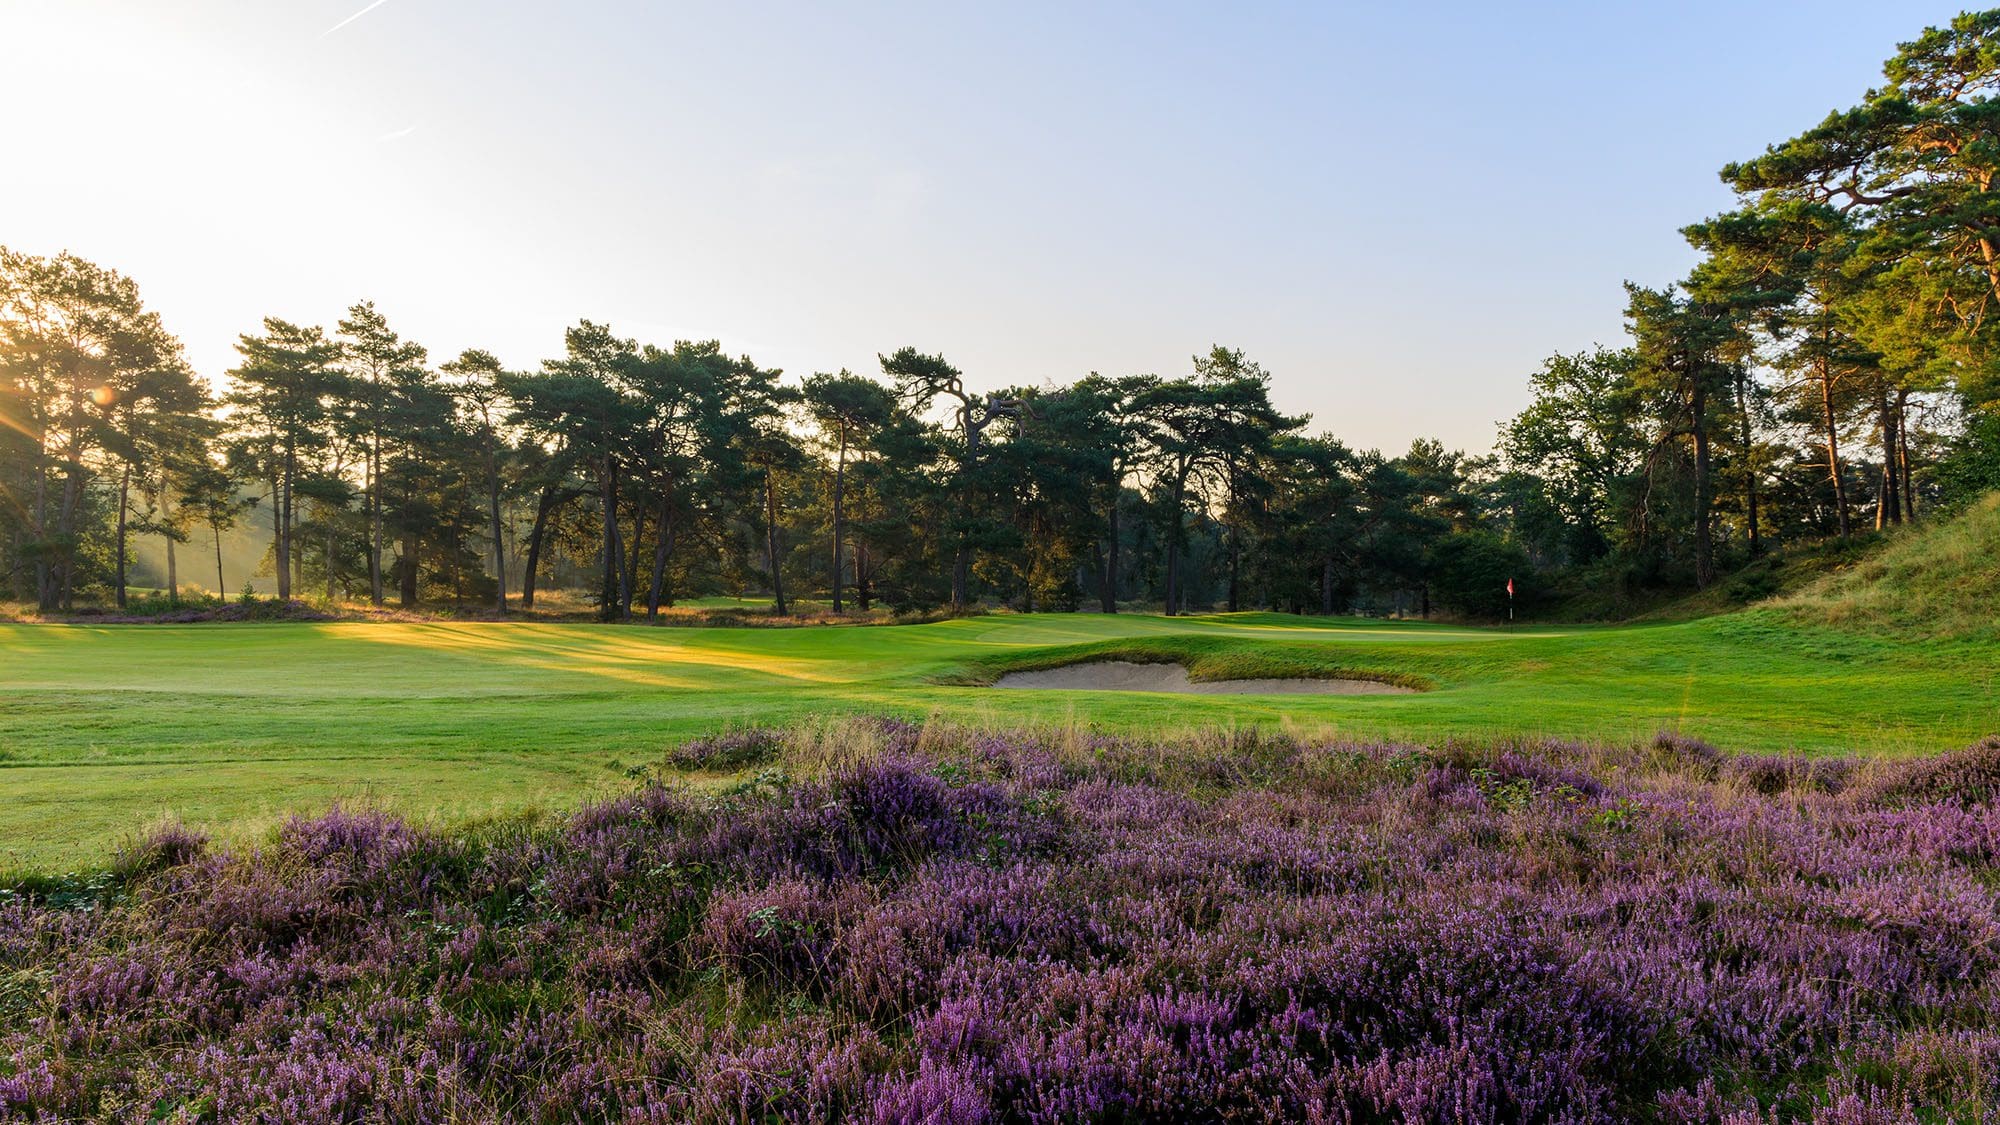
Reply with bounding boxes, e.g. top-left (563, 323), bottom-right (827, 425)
top-left (277, 450), bottom-right (293, 602)
top-left (115, 464), bottom-right (131, 609)
top-left (622, 496), bottom-right (644, 616)
top-left (32, 454), bottom-right (53, 612)
top-left (1821, 355), bottom-right (1849, 536)
top-left (830, 430), bottom-right (846, 615)
top-left (1101, 502), bottom-right (1119, 614)
top-left (765, 469), bottom-right (787, 616)
top-left (289, 470), bottom-right (304, 600)
top-left (648, 495), bottom-right (674, 618)
top-left (1226, 527), bottom-right (1240, 613)
top-left (399, 530), bottom-right (418, 607)
top-left (488, 449), bottom-right (506, 614)
top-left (1897, 391), bottom-right (1916, 522)
top-left (1691, 382), bottom-right (1714, 589)
top-left (950, 408), bottom-right (979, 613)
top-left (1737, 369), bottom-right (1761, 556)
top-left (368, 436), bottom-right (384, 606)
top-left (1876, 389), bottom-right (1902, 529)
top-left (162, 477), bottom-right (178, 606)
top-left (521, 485), bottom-right (557, 610)
top-left (598, 460), bottom-right (620, 622)
top-left (326, 504), bottom-right (337, 604)
top-left (215, 524), bottom-right (226, 598)
top-left (1163, 475), bottom-right (1187, 616)
top-left (53, 458), bottom-right (86, 610)
top-left (951, 545), bottom-right (970, 613)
